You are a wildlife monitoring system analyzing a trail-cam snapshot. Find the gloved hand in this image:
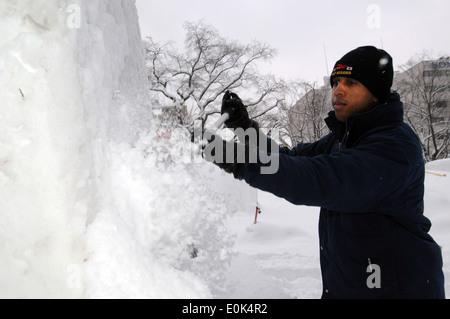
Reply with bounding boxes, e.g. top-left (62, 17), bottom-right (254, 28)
top-left (221, 91), bottom-right (255, 130)
top-left (202, 132), bottom-right (255, 180)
